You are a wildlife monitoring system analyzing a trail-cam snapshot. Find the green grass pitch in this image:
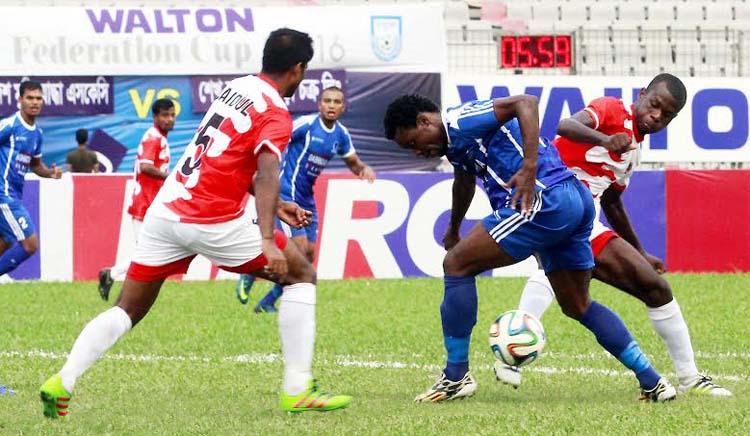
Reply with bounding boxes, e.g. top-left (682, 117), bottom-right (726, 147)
top-left (1, 274), bottom-right (748, 434)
